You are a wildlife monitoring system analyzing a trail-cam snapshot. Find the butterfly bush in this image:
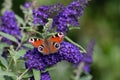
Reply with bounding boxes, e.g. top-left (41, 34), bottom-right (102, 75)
top-left (0, 11), bottom-right (21, 44)
top-left (0, 0), bottom-right (95, 80)
top-left (33, 0), bottom-right (88, 32)
top-left (24, 0), bottom-right (94, 80)
top-left (24, 42), bottom-right (83, 71)
top-left (25, 41), bottom-right (95, 80)
top-left (24, 41), bottom-right (82, 80)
